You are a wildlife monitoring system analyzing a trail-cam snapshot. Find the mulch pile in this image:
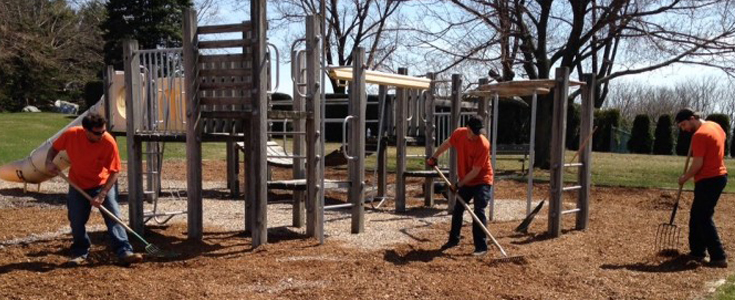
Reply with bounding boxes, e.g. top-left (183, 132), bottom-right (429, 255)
top-left (1, 161), bottom-right (733, 299)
